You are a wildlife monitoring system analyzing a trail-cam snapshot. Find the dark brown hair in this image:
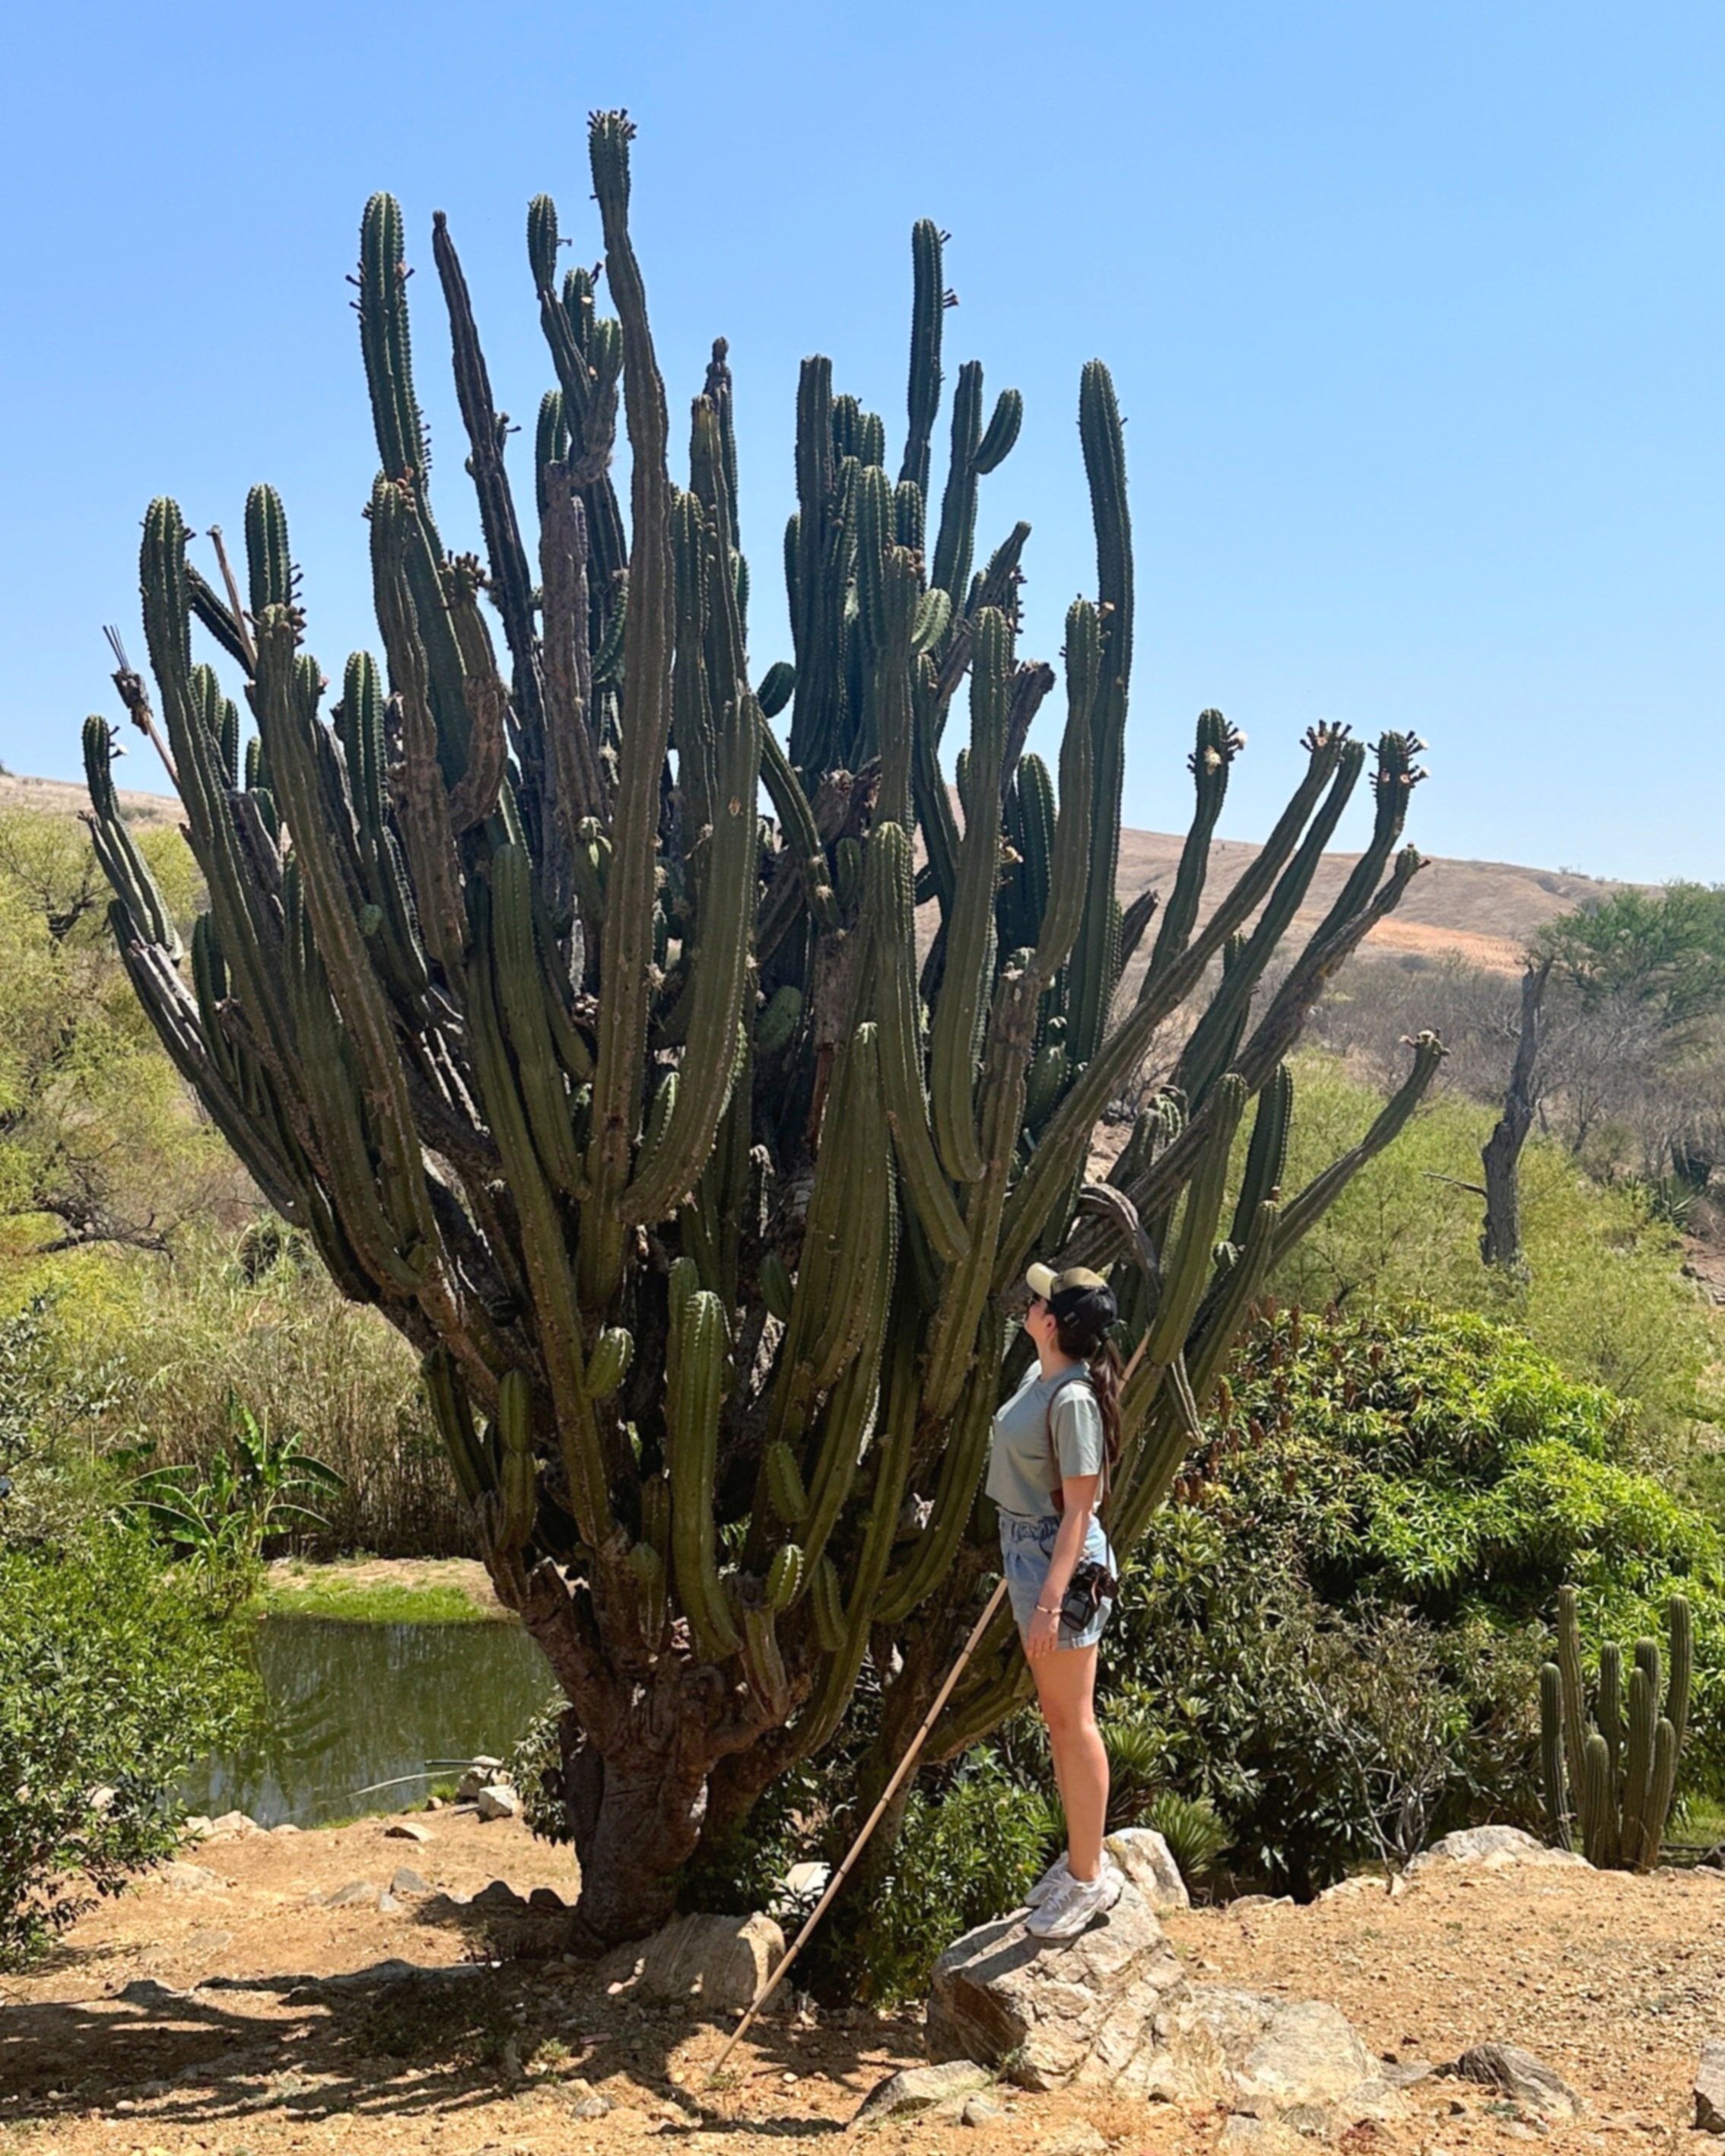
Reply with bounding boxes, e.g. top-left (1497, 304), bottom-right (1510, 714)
top-left (1051, 1308), bottom-right (1123, 1472)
